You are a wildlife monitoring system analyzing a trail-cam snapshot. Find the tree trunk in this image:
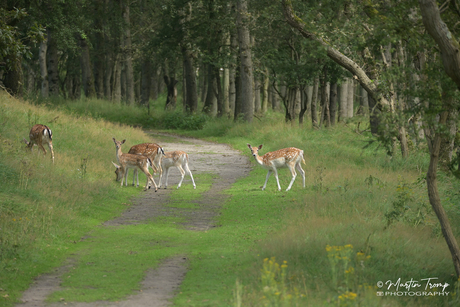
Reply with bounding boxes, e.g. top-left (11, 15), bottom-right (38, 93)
top-left (299, 85), bottom-right (308, 125)
top-left (39, 38), bottom-right (49, 98)
top-left (223, 66), bottom-right (230, 116)
top-left (182, 47), bottom-right (198, 113)
top-left (426, 112), bottom-right (460, 277)
top-left (419, 0), bottom-right (460, 277)
top-left (419, 0), bottom-right (460, 87)
top-left (358, 85), bottom-right (369, 115)
top-left (141, 59), bottom-right (151, 107)
top-left (164, 75), bottom-right (178, 110)
top-left (234, 68), bottom-right (242, 122)
top-left (112, 54), bottom-right (122, 103)
top-left (47, 28), bottom-right (59, 97)
top-left (262, 68), bottom-right (269, 114)
top-left (64, 52), bottom-right (81, 100)
top-left (347, 78), bottom-right (354, 118)
top-left (319, 78), bottom-right (330, 128)
top-left (229, 30), bottom-right (238, 116)
top-left (215, 66), bottom-right (224, 117)
top-left (80, 37), bottom-right (96, 98)
top-left (203, 63), bottom-right (217, 115)
top-left (104, 53), bottom-right (113, 100)
top-left (25, 62), bottom-right (35, 95)
top-left (122, 0), bottom-right (134, 105)
top-left (236, 0), bottom-right (254, 123)
top-left (311, 78), bottom-right (319, 127)
top-left (254, 76), bottom-right (261, 114)
top-left (330, 83), bottom-right (338, 126)
top-left (339, 79), bottom-right (348, 122)
top-left (199, 62), bottom-right (207, 105)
